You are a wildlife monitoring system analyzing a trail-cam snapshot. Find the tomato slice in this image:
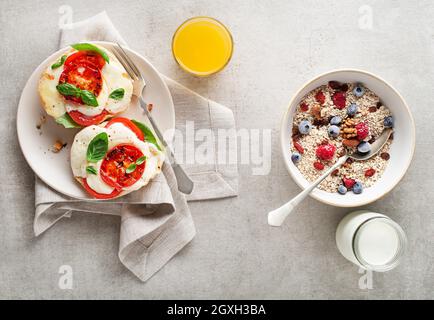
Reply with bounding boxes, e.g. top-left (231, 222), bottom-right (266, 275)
top-left (59, 51), bottom-right (105, 105)
top-left (68, 109), bottom-right (109, 126)
top-left (100, 144), bottom-right (146, 189)
top-left (64, 51), bottom-right (106, 70)
top-left (105, 118), bottom-right (145, 141)
top-left (82, 178), bottom-right (122, 199)
top-left (59, 63), bottom-right (102, 104)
